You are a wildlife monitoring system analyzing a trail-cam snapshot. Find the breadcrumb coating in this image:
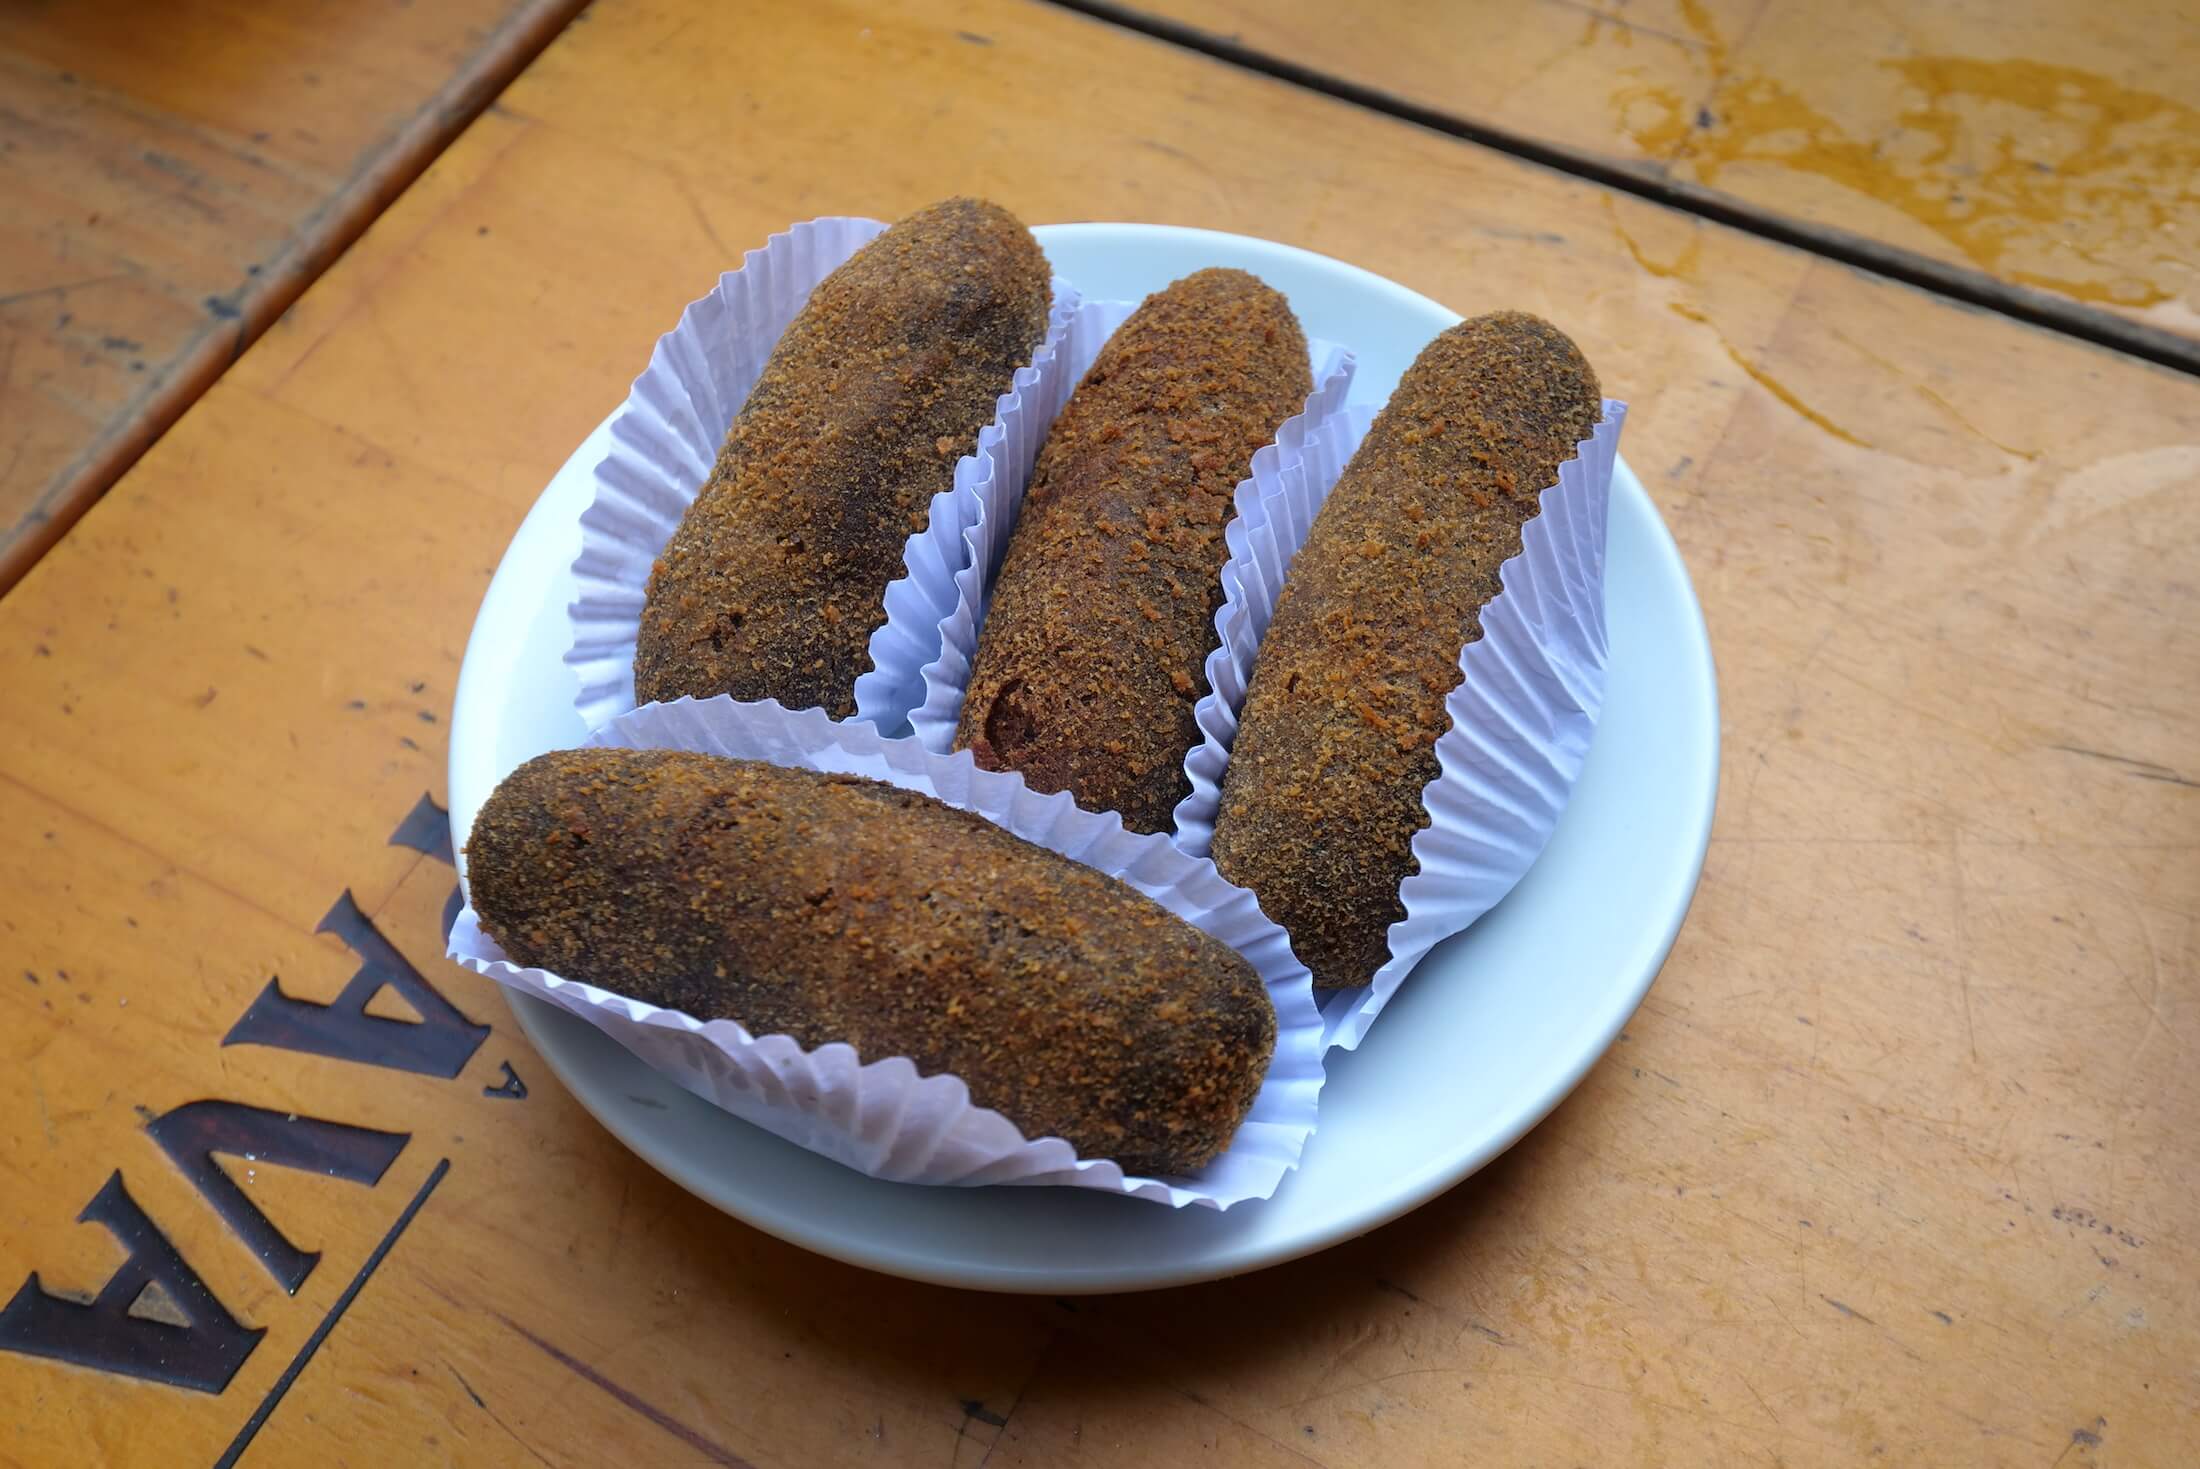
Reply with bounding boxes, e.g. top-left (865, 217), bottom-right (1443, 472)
top-left (468, 748), bottom-right (1277, 1174)
top-left (1211, 312), bottom-right (1602, 990)
top-left (958, 269), bottom-right (1311, 833)
top-left (636, 198), bottom-right (1051, 717)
